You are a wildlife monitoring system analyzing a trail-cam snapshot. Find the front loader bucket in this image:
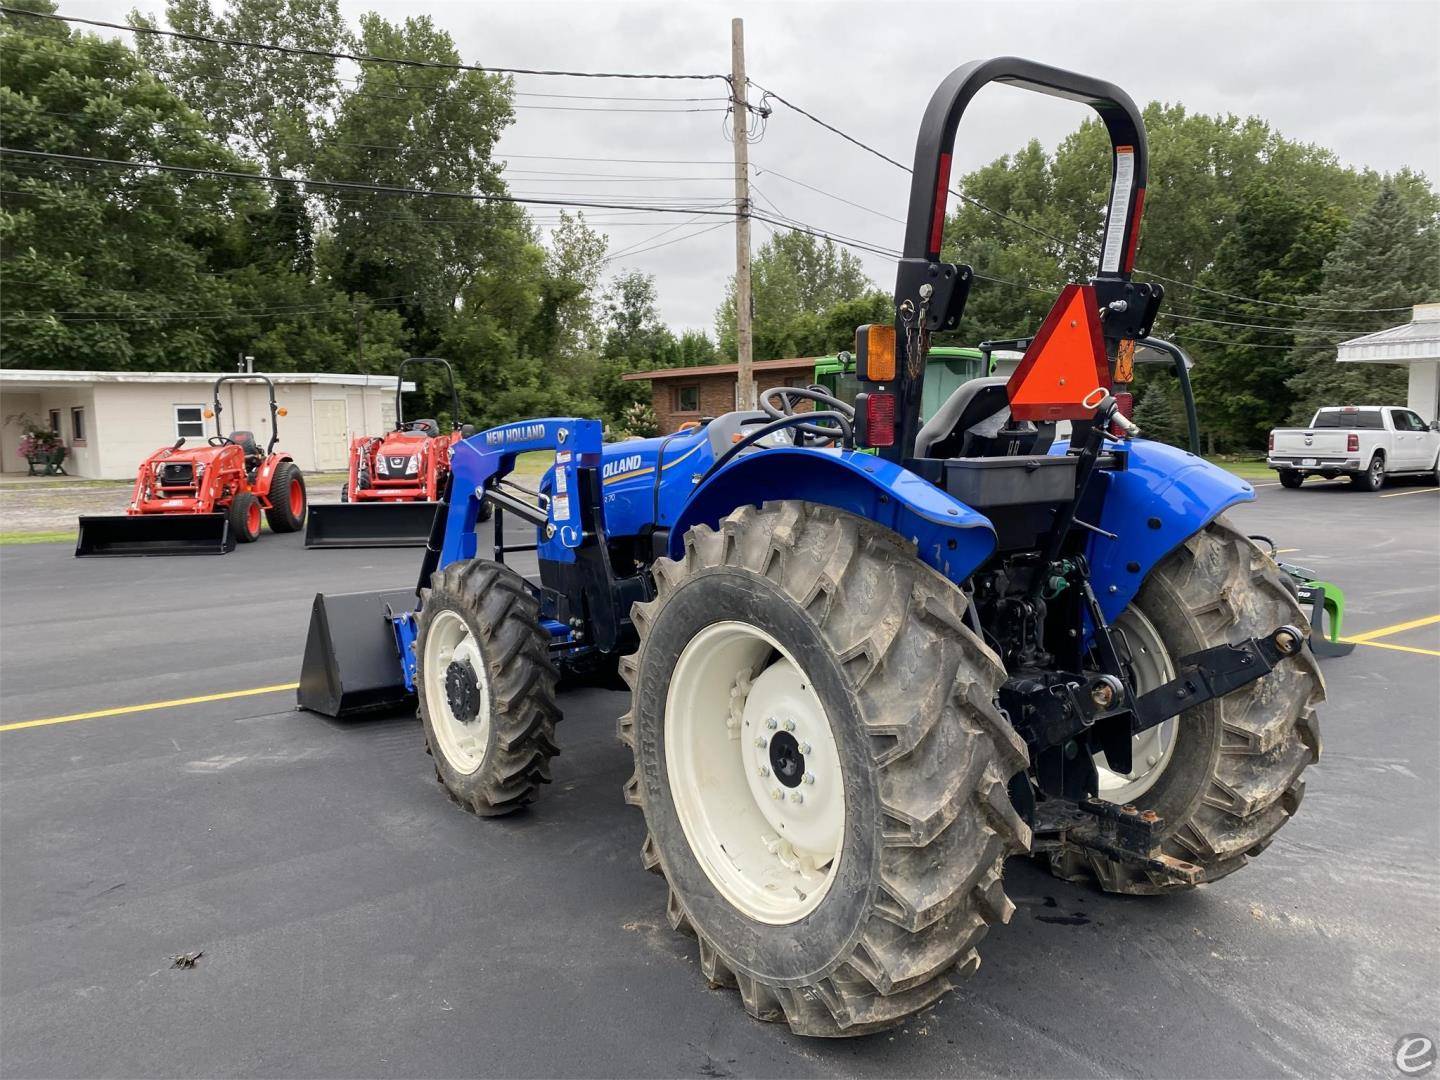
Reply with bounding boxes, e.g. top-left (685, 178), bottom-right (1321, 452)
top-left (75, 514), bottom-right (233, 557)
top-left (304, 501), bottom-right (439, 548)
top-left (298, 589), bottom-right (417, 718)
